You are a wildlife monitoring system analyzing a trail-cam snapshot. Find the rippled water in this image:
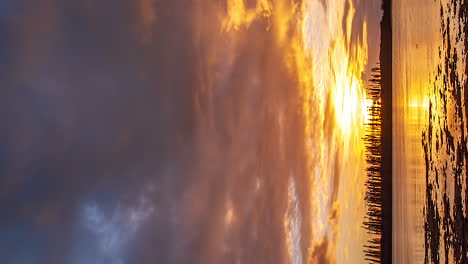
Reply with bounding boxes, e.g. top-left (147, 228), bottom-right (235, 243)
top-left (393, 0), bottom-right (468, 263)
